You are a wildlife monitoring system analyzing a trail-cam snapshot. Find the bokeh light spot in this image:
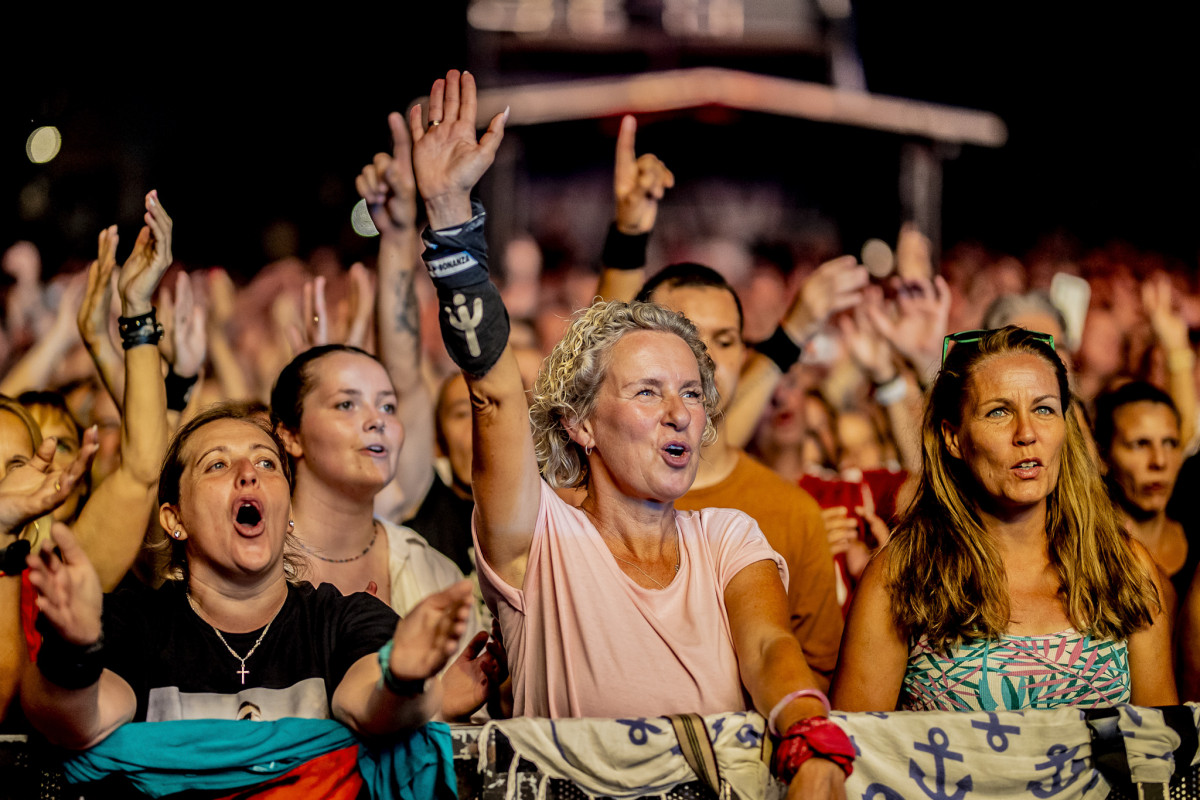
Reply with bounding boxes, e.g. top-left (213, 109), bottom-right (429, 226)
top-left (26, 126), bottom-right (61, 164)
top-left (861, 238), bottom-right (894, 278)
top-left (351, 199), bottom-right (379, 237)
